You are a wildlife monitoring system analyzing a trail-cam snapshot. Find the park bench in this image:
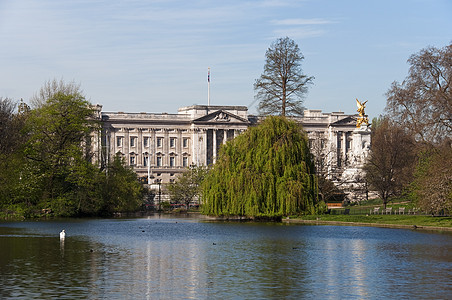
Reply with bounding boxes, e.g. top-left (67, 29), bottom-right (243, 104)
top-left (384, 207), bottom-right (393, 214)
top-left (397, 207), bottom-right (405, 214)
top-left (371, 207), bottom-right (380, 214)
